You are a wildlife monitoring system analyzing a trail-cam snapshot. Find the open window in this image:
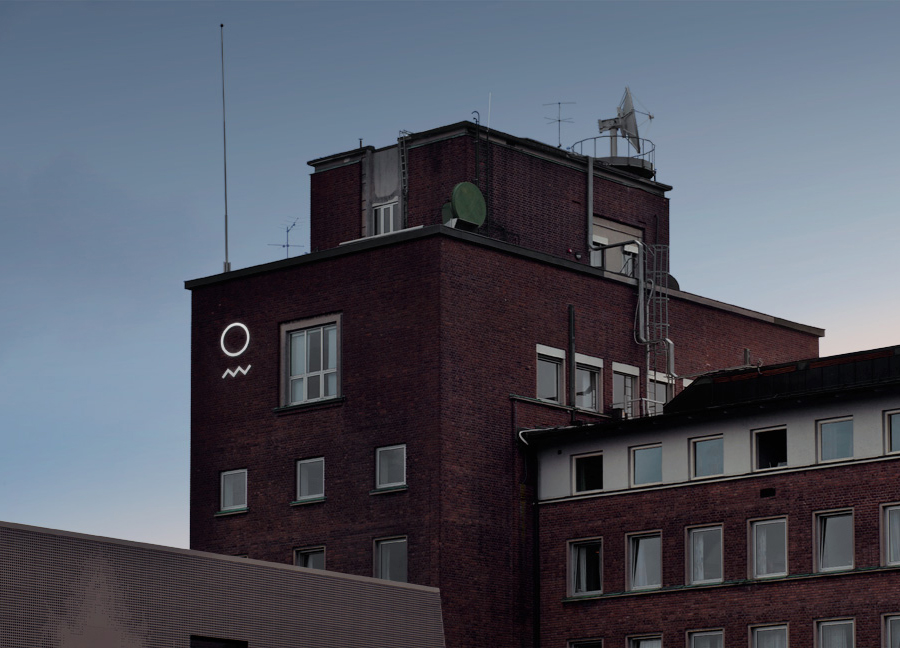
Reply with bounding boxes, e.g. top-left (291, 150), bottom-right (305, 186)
top-left (569, 538), bottom-right (602, 595)
top-left (755, 427), bottom-right (787, 470)
top-left (572, 452), bottom-right (603, 494)
top-left (536, 345), bottom-right (565, 403)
